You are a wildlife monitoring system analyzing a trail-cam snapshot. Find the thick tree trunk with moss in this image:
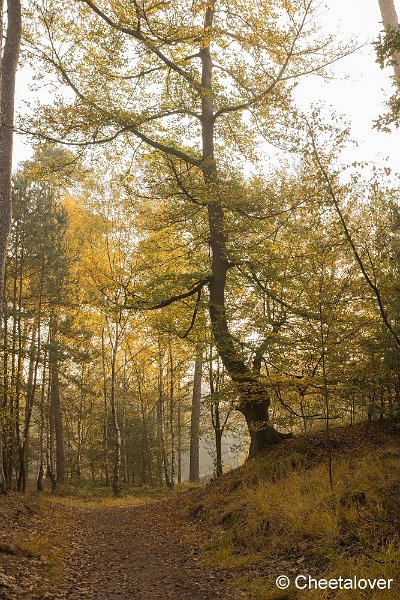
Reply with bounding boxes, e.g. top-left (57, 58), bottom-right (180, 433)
top-left (200, 4), bottom-right (283, 457)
